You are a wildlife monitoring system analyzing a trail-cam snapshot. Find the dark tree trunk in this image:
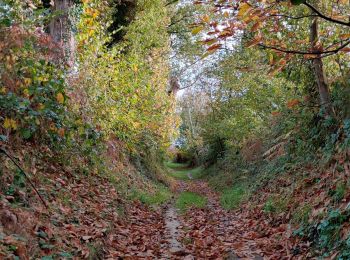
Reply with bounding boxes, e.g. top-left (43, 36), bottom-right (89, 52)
top-left (310, 17), bottom-right (334, 117)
